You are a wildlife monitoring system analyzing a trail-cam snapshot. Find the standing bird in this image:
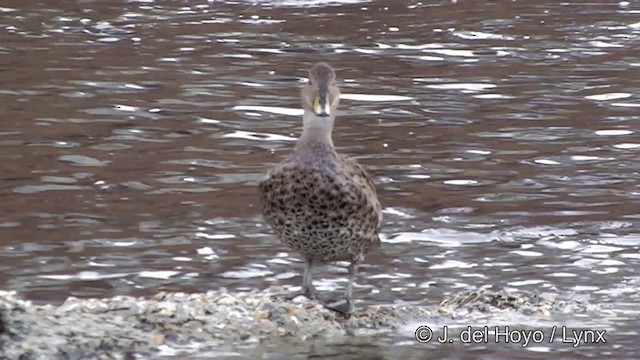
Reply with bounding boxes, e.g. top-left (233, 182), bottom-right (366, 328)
top-left (259, 62), bottom-right (382, 316)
